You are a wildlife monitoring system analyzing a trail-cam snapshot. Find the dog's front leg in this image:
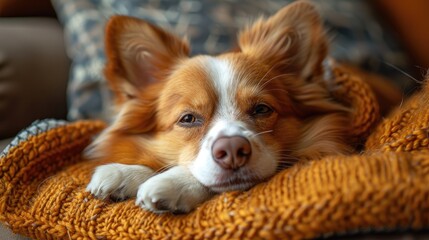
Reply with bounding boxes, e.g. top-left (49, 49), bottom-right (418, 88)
top-left (136, 165), bottom-right (213, 214)
top-left (86, 163), bottom-right (154, 201)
